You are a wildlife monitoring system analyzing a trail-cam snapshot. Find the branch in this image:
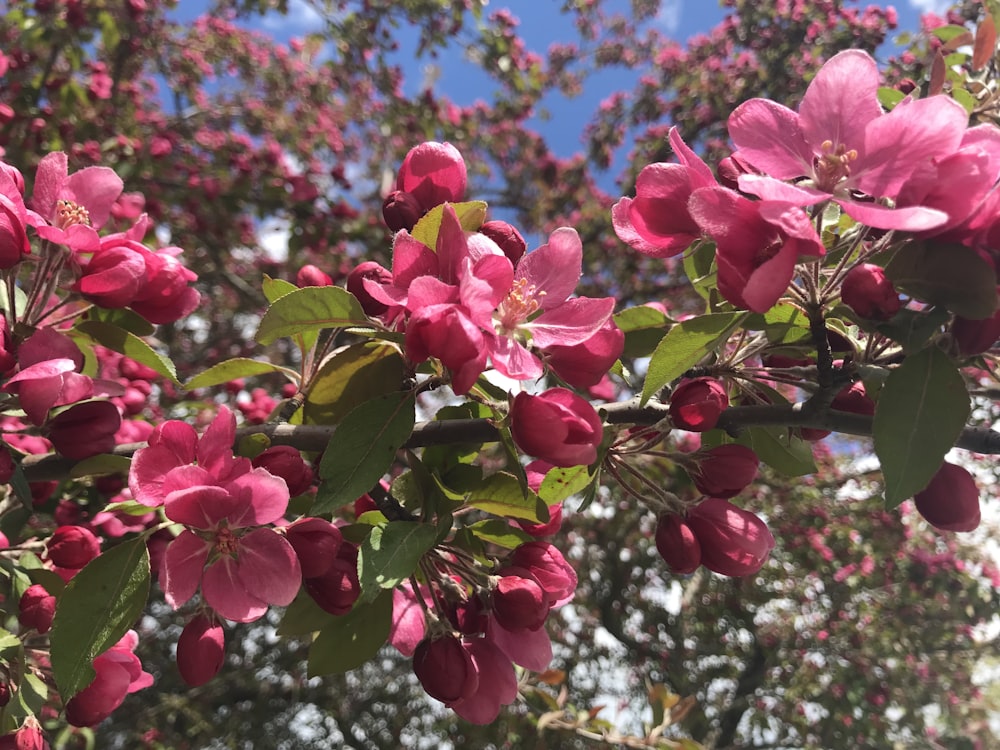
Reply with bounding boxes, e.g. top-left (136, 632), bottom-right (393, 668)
top-left (17, 397), bottom-right (1000, 481)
